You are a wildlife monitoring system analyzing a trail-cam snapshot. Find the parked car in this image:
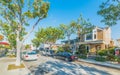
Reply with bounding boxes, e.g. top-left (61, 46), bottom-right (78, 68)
top-left (32, 49), bottom-right (40, 53)
top-left (41, 49), bottom-right (55, 56)
top-left (53, 52), bottom-right (78, 61)
top-left (46, 50), bottom-right (55, 56)
top-left (22, 51), bottom-right (39, 61)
